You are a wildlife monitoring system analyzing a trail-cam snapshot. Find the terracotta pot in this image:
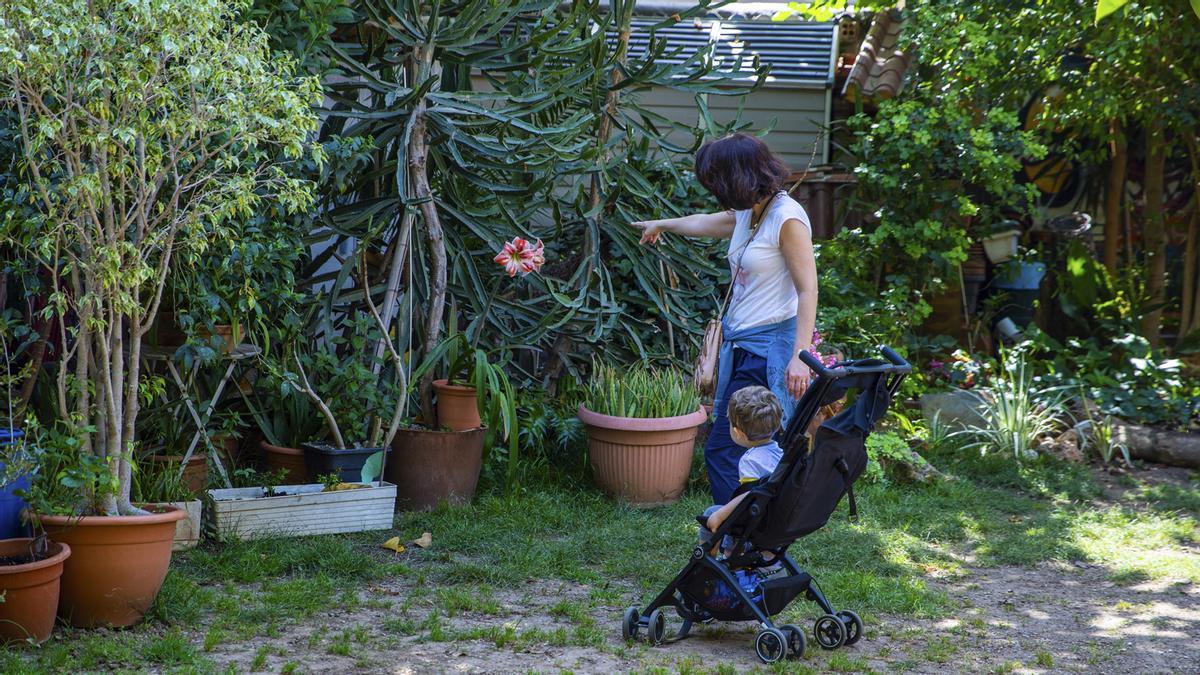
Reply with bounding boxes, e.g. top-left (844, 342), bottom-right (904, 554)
top-left (261, 440), bottom-right (309, 484)
top-left (150, 453), bottom-right (208, 495)
top-left (148, 312), bottom-right (237, 353)
top-left (433, 379), bottom-right (482, 431)
top-left (387, 427), bottom-right (485, 511)
top-left (151, 311), bottom-right (186, 347)
top-left (578, 405), bottom-right (707, 506)
top-left (201, 324), bottom-right (237, 354)
top-left (0, 538), bottom-right (70, 645)
top-left (29, 505), bottom-right (185, 628)
top-left (210, 434), bottom-right (240, 471)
